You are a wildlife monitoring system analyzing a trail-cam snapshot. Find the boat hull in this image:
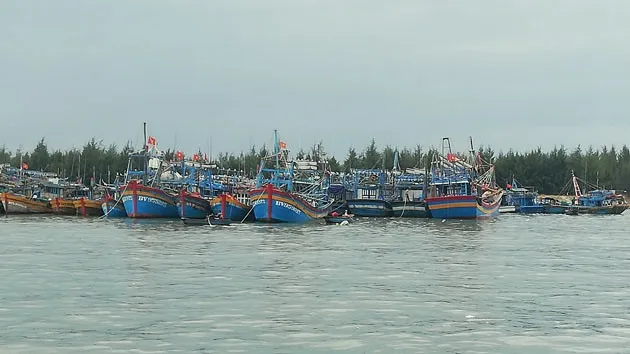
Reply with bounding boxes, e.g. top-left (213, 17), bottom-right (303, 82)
top-left (1, 192), bottom-right (52, 214)
top-left (541, 204), bottom-right (567, 214)
top-left (518, 205), bottom-right (546, 213)
top-left (52, 198), bottom-right (77, 215)
top-left (176, 193), bottom-right (211, 219)
top-left (249, 185), bottom-right (330, 223)
top-left (101, 199), bottom-right (127, 217)
top-left (346, 199), bottom-right (393, 217)
top-left (210, 194), bottom-right (254, 222)
top-left (574, 204), bottom-right (628, 215)
top-left (426, 194), bottom-right (502, 219)
top-left (390, 200), bottom-right (428, 218)
top-left (121, 183), bottom-right (178, 218)
top-left (73, 198), bottom-right (105, 216)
